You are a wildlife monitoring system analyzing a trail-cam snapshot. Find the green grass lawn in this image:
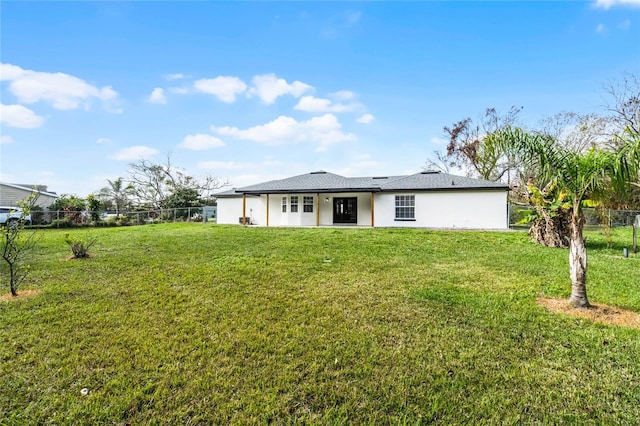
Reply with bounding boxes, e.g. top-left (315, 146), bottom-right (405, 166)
top-left (1, 224), bottom-right (639, 424)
